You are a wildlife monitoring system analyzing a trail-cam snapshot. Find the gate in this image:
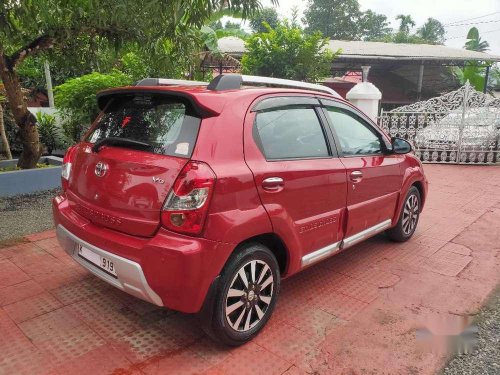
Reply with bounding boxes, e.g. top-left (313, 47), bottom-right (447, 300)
top-left (379, 82), bottom-right (500, 164)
